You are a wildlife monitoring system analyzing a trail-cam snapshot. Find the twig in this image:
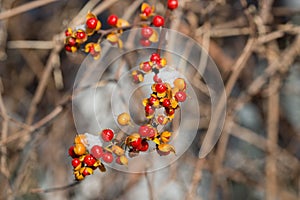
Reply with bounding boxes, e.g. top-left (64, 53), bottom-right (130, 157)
top-left (266, 73), bottom-right (280, 200)
top-left (225, 37), bottom-right (256, 95)
top-left (234, 34), bottom-right (300, 113)
top-left (259, 0), bottom-right (274, 24)
top-left (144, 172), bottom-right (154, 200)
top-left (0, 0), bottom-right (60, 20)
top-left (186, 158), bottom-right (205, 200)
top-left (7, 40), bottom-right (54, 49)
top-left (30, 181), bottom-right (80, 193)
top-left (0, 78), bottom-right (12, 197)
